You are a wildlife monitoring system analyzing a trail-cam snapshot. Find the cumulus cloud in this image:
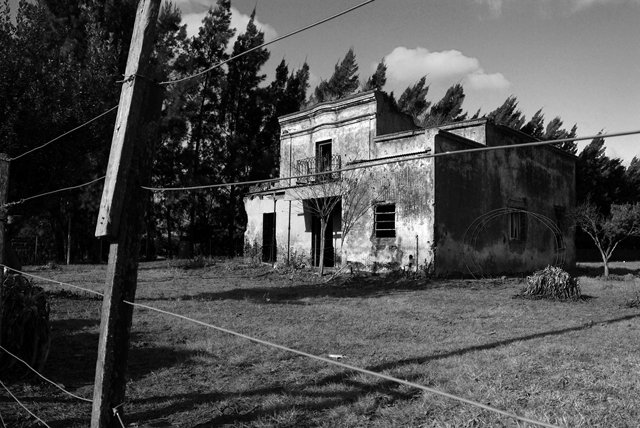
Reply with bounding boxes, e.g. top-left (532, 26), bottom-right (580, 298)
top-left (472, 0), bottom-right (640, 15)
top-left (384, 46), bottom-right (510, 91)
top-left (181, 6), bottom-right (278, 43)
